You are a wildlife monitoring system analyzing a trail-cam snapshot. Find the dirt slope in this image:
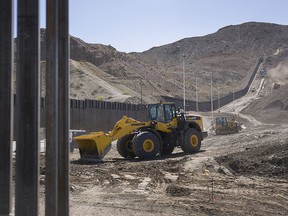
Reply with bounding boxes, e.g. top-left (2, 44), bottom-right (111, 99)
top-left (33, 52), bottom-right (288, 215)
top-left (34, 122), bottom-right (288, 216)
top-left (35, 22), bottom-right (288, 104)
top-left (241, 50), bottom-right (288, 124)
